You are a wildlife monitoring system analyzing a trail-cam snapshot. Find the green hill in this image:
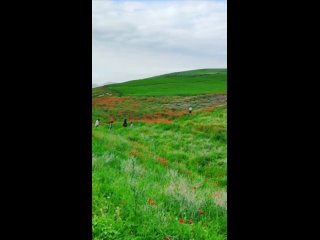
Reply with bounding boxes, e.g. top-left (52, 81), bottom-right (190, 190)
top-left (92, 68), bottom-right (227, 239)
top-left (92, 68), bottom-right (227, 97)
